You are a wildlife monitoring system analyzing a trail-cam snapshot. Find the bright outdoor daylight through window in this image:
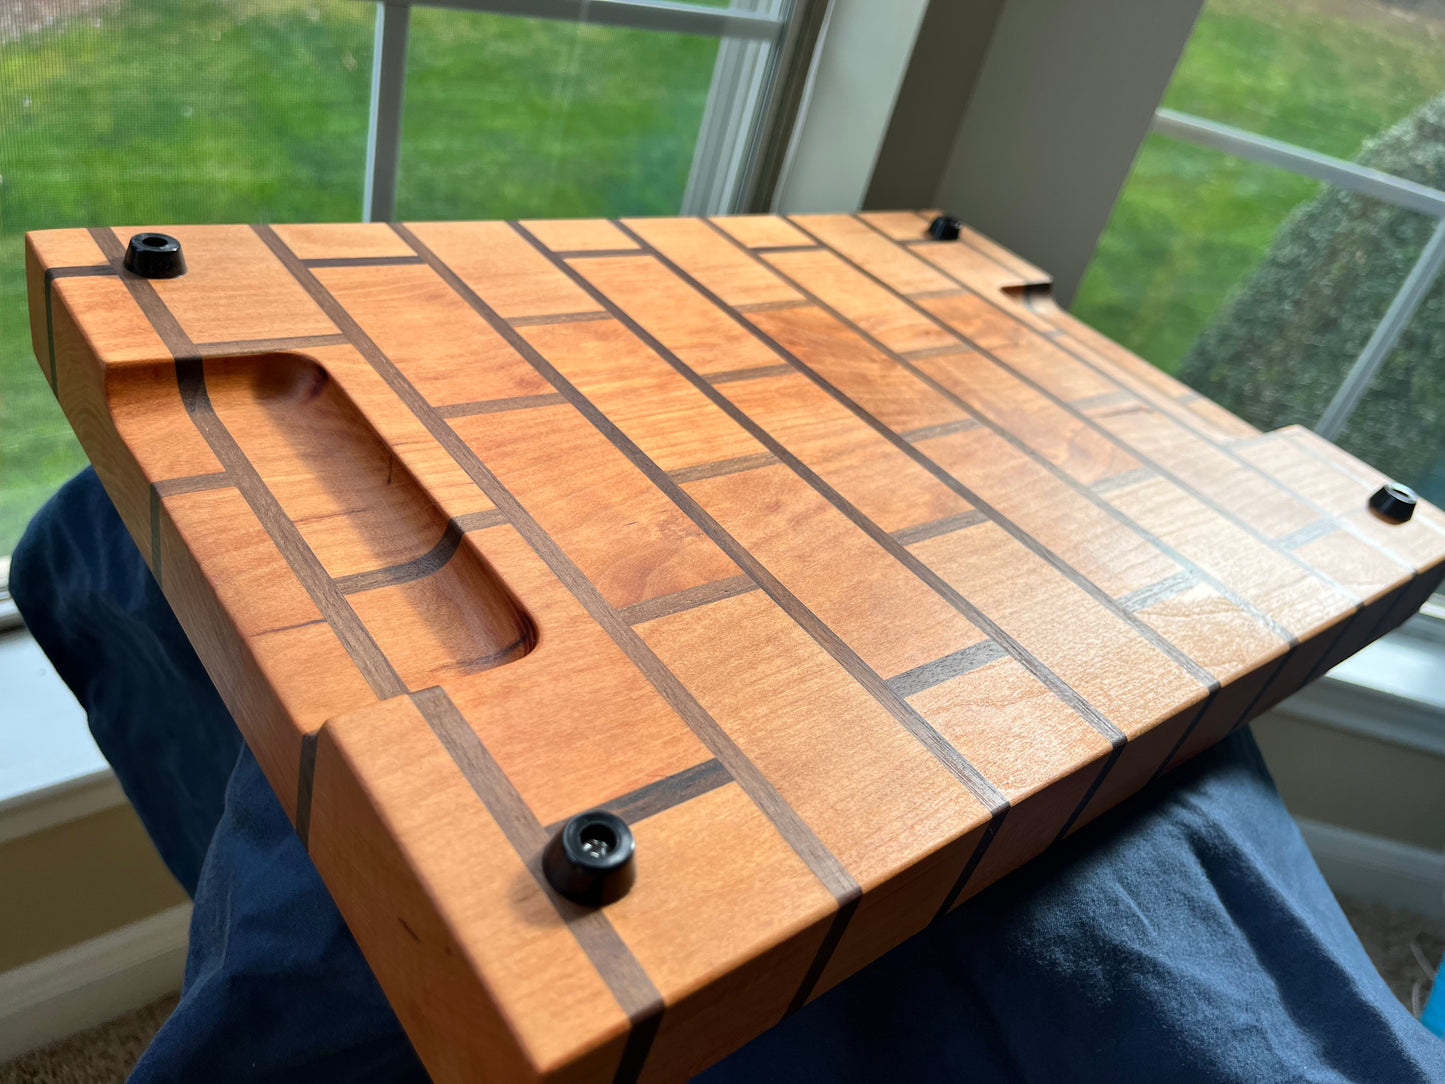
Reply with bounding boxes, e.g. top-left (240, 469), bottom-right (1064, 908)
top-left (0, 0), bottom-right (735, 556)
top-left (3, 0), bottom-right (1444, 561)
top-left (1074, 0), bottom-right (1445, 512)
